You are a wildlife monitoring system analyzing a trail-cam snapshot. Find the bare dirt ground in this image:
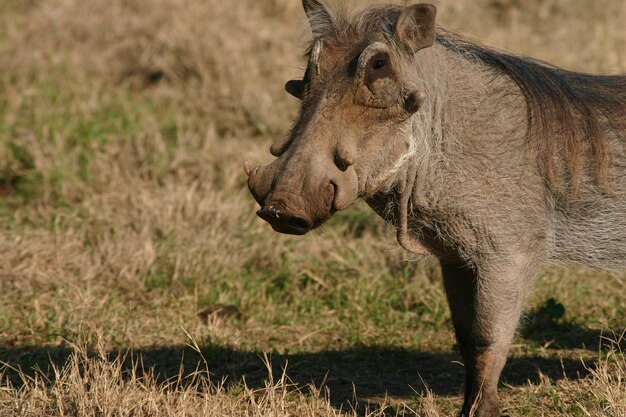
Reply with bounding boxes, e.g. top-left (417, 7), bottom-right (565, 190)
top-left (0, 0), bottom-right (624, 416)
